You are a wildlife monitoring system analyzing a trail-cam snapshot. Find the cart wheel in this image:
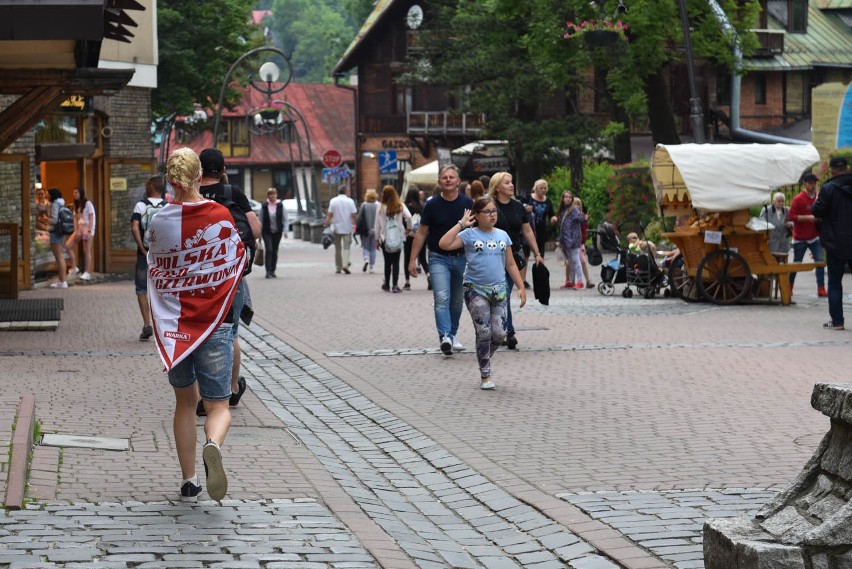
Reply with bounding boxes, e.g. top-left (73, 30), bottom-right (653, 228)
top-left (696, 249), bottom-right (752, 305)
top-left (644, 288), bottom-right (655, 299)
top-left (637, 286), bottom-right (647, 296)
top-left (668, 257), bottom-right (700, 302)
top-left (598, 282), bottom-right (615, 296)
top-left (624, 289), bottom-right (633, 298)
top-left (663, 288), bottom-right (671, 298)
